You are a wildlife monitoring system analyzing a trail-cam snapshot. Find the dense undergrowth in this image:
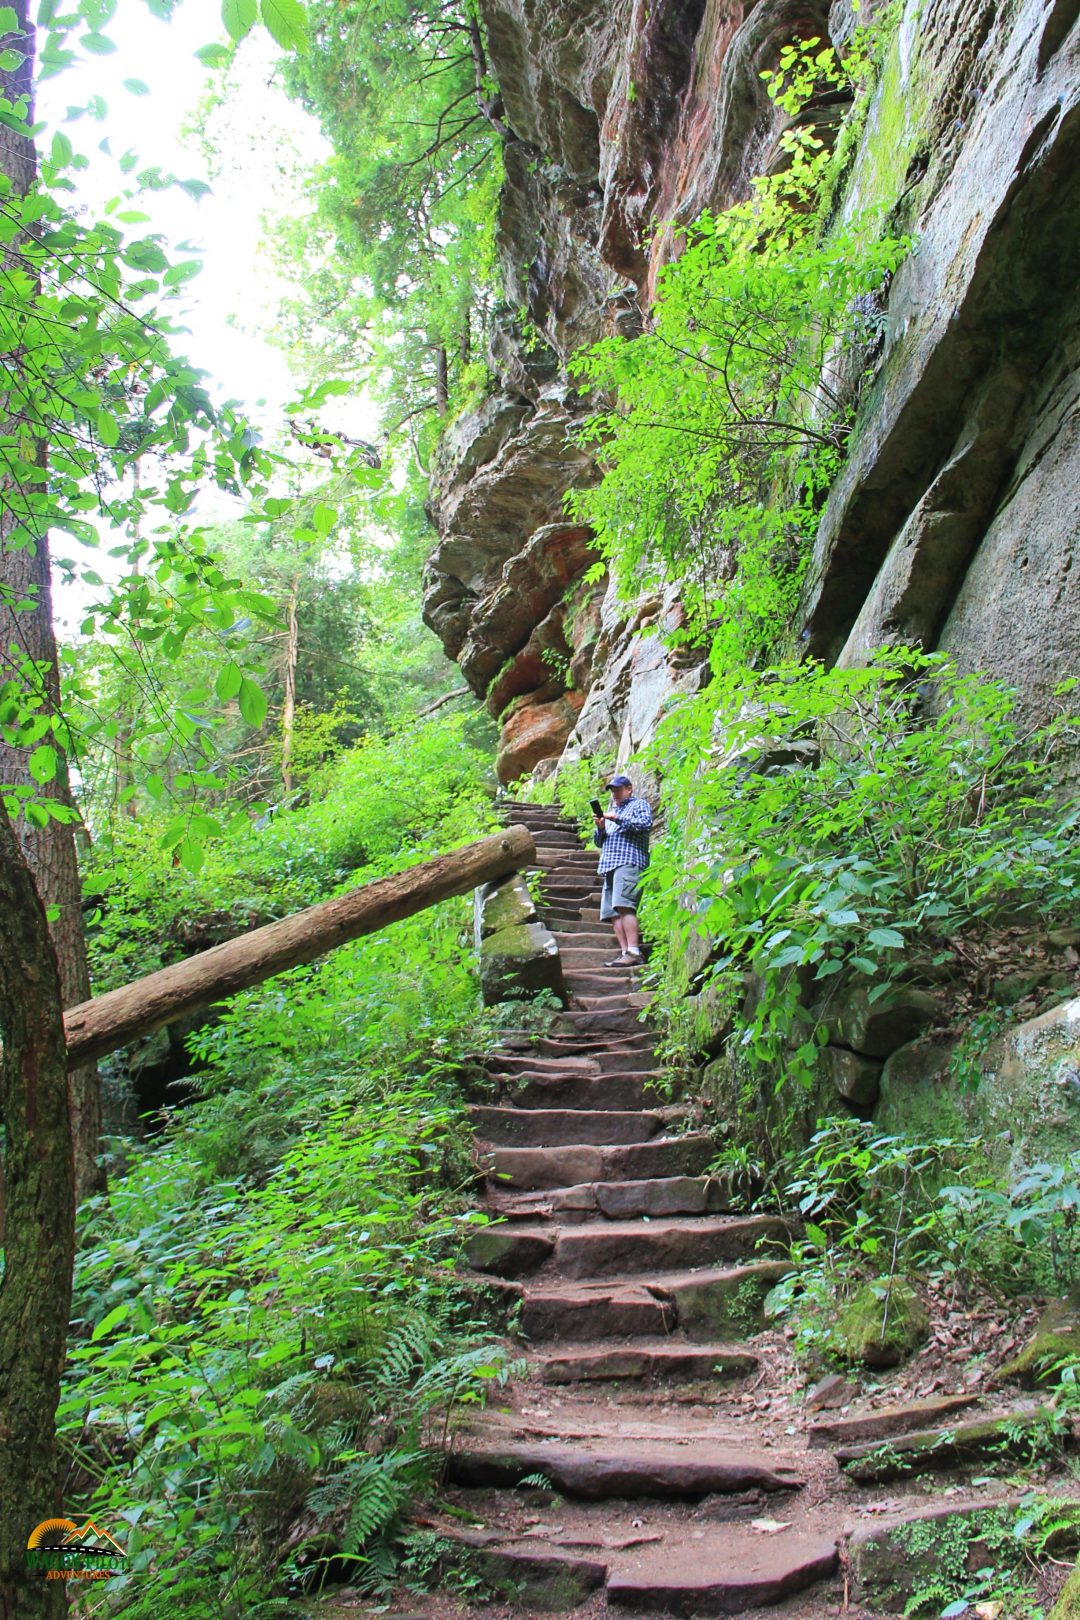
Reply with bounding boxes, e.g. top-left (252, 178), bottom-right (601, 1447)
top-left (62, 717), bottom-right (517, 1618)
